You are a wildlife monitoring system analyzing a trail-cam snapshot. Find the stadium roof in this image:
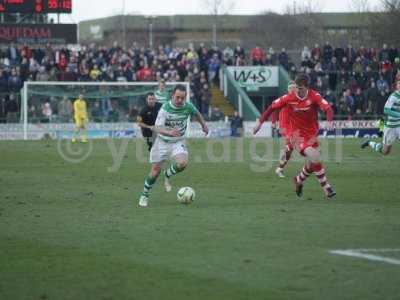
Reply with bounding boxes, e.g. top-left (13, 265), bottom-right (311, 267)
top-left (79, 13), bottom-right (377, 41)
